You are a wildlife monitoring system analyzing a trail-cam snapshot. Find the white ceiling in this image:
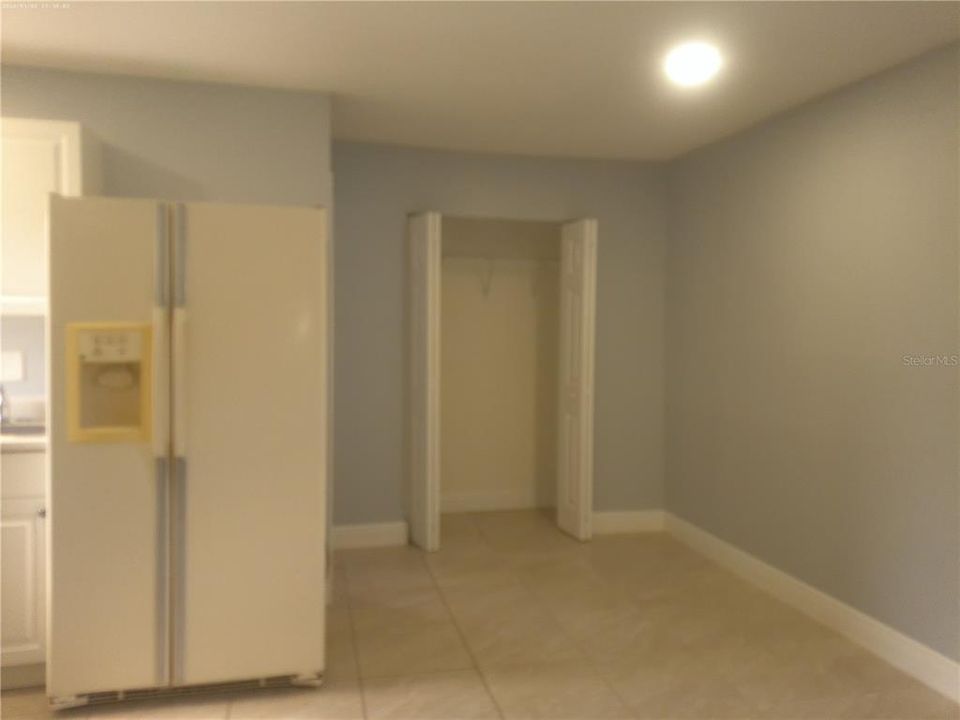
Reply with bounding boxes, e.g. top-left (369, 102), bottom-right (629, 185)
top-left (3, 2), bottom-right (958, 160)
